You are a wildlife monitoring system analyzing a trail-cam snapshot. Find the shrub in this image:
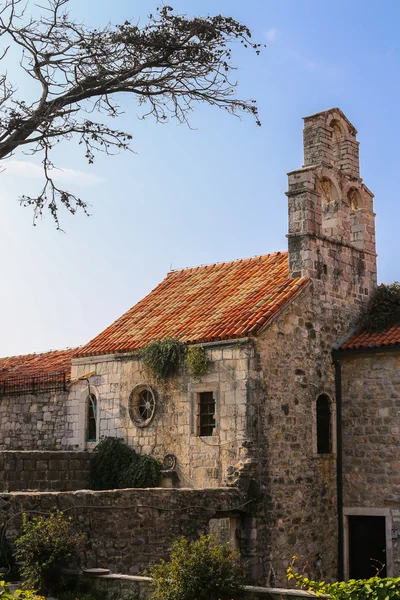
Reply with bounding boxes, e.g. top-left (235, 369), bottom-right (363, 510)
top-left (91, 437), bottom-right (137, 490)
top-left (287, 556), bottom-right (400, 599)
top-left (359, 282), bottom-right (400, 332)
top-left (14, 512), bottom-right (84, 595)
top-left (186, 346), bottom-right (209, 377)
top-left (119, 454), bottom-right (162, 488)
top-left (149, 535), bottom-right (246, 600)
top-left (0, 581), bottom-right (44, 599)
top-left (91, 437), bottom-right (161, 490)
top-left (140, 339), bottom-right (187, 381)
